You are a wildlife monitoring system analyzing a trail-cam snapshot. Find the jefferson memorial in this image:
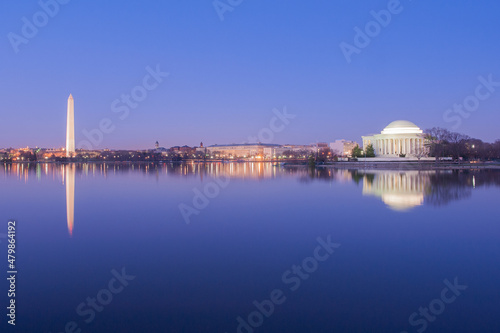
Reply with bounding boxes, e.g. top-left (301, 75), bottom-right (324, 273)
top-left (362, 120), bottom-right (426, 157)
